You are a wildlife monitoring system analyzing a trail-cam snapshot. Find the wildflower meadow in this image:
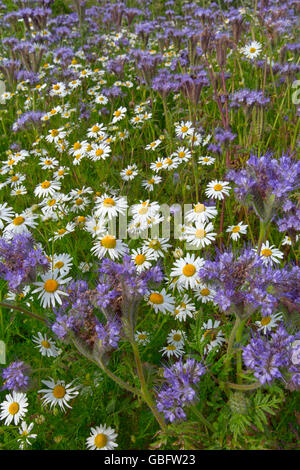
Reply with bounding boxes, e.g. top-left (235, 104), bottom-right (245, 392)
top-left (0, 0), bottom-right (299, 452)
